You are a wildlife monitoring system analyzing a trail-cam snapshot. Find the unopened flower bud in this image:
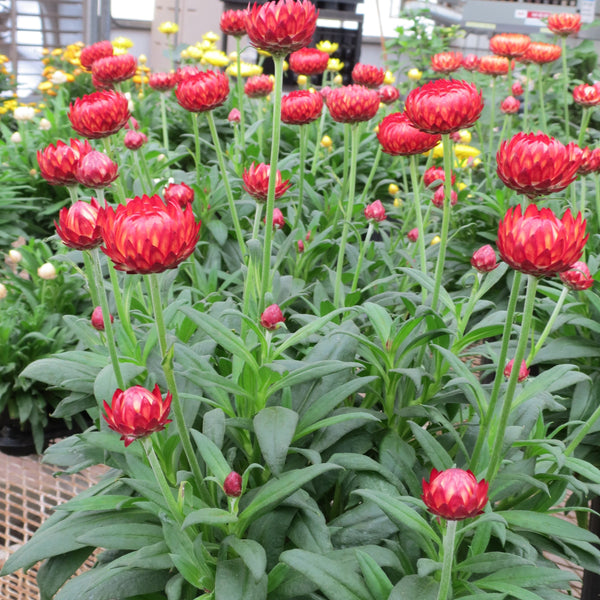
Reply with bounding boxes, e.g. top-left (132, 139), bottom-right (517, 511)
top-left (271, 207), bottom-right (285, 229)
top-left (559, 261), bottom-right (594, 291)
top-left (471, 245), bottom-right (498, 273)
top-left (8, 249), bottom-right (22, 264)
top-left (364, 199), bottom-right (386, 222)
top-left (320, 135), bottom-right (332, 149)
top-left (10, 132), bottom-right (22, 143)
top-left (91, 306), bottom-right (114, 331)
top-left (388, 183), bottom-right (399, 196)
top-left (432, 186), bottom-right (458, 208)
top-left (37, 262), bottom-right (57, 280)
top-left (504, 359), bottom-right (529, 382)
top-left (297, 74), bottom-right (308, 86)
top-left (223, 471), bottom-right (243, 497)
top-left (260, 303), bottom-right (285, 330)
top-left (38, 118), bottom-right (52, 131)
top-left (297, 239), bottom-right (305, 253)
top-left (228, 108), bottom-right (241, 123)
top-left (407, 228), bottom-right (419, 242)
top-left (0, 283), bottom-right (7, 300)
top-left (431, 235), bottom-right (441, 245)
top-left (124, 130), bottom-right (148, 150)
